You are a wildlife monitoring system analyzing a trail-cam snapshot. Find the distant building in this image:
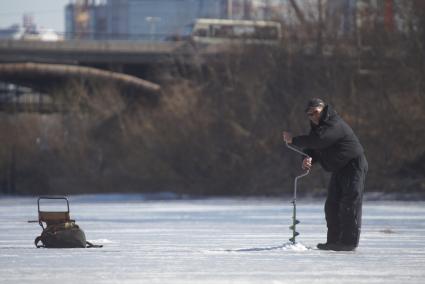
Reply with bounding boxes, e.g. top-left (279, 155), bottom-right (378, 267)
top-left (63, 0), bottom-right (399, 41)
top-left (65, 0), bottom-right (225, 40)
top-left (325, 0), bottom-right (396, 37)
top-left (65, 0), bottom-right (288, 41)
top-left (22, 14), bottom-right (37, 34)
top-left (105, 0), bottom-right (220, 40)
top-left (65, 0), bottom-right (107, 40)
top-left (0, 25), bottom-right (24, 40)
top-left (325, 0), bottom-right (357, 36)
top-left (356, 0), bottom-right (396, 32)
top-left (0, 13), bottom-right (61, 41)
